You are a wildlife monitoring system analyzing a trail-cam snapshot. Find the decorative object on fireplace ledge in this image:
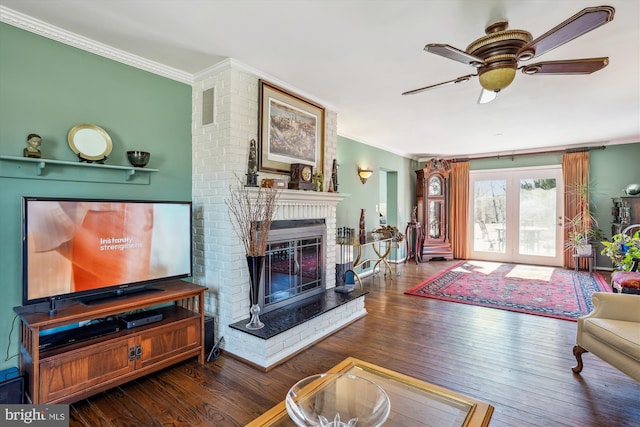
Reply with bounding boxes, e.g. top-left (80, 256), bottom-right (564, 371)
top-left (313, 169), bottom-right (323, 192)
top-left (257, 79), bottom-right (325, 176)
top-left (261, 178), bottom-right (287, 189)
top-left (289, 163), bottom-right (315, 190)
top-left (246, 139), bottom-right (259, 187)
top-left (226, 175), bottom-right (280, 329)
top-left (331, 159), bottom-right (339, 192)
